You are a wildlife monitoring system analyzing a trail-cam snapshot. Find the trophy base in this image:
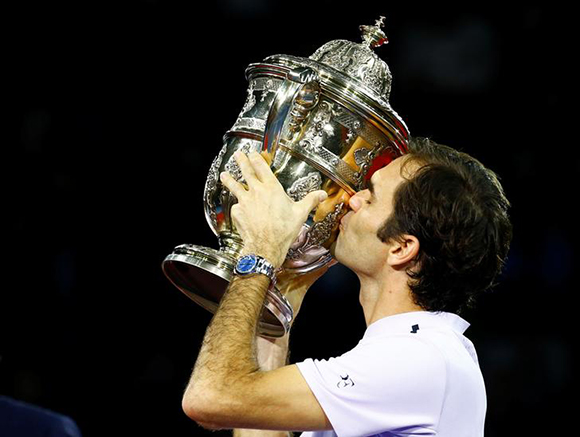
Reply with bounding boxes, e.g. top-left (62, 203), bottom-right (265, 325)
top-left (162, 244), bottom-right (293, 338)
